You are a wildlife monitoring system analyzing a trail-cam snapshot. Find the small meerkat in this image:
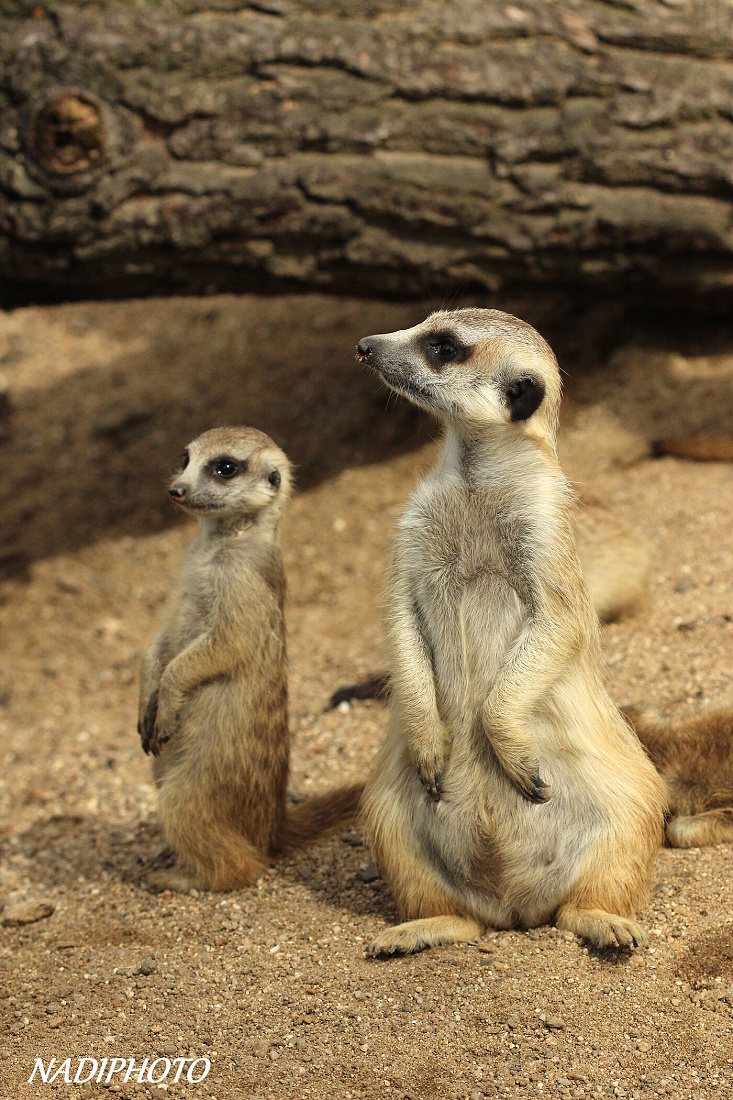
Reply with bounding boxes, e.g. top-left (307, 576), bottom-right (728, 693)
top-left (623, 706), bottom-right (733, 848)
top-left (138, 427), bottom-right (362, 892)
top-left (357, 309), bottom-right (666, 955)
